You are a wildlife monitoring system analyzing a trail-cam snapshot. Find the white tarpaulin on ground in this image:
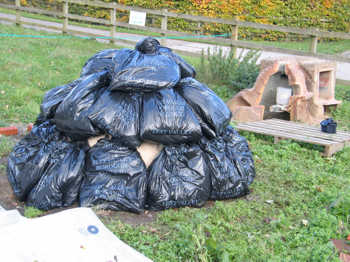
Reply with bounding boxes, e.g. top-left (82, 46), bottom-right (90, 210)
top-left (0, 207), bottom-right (152, 262)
